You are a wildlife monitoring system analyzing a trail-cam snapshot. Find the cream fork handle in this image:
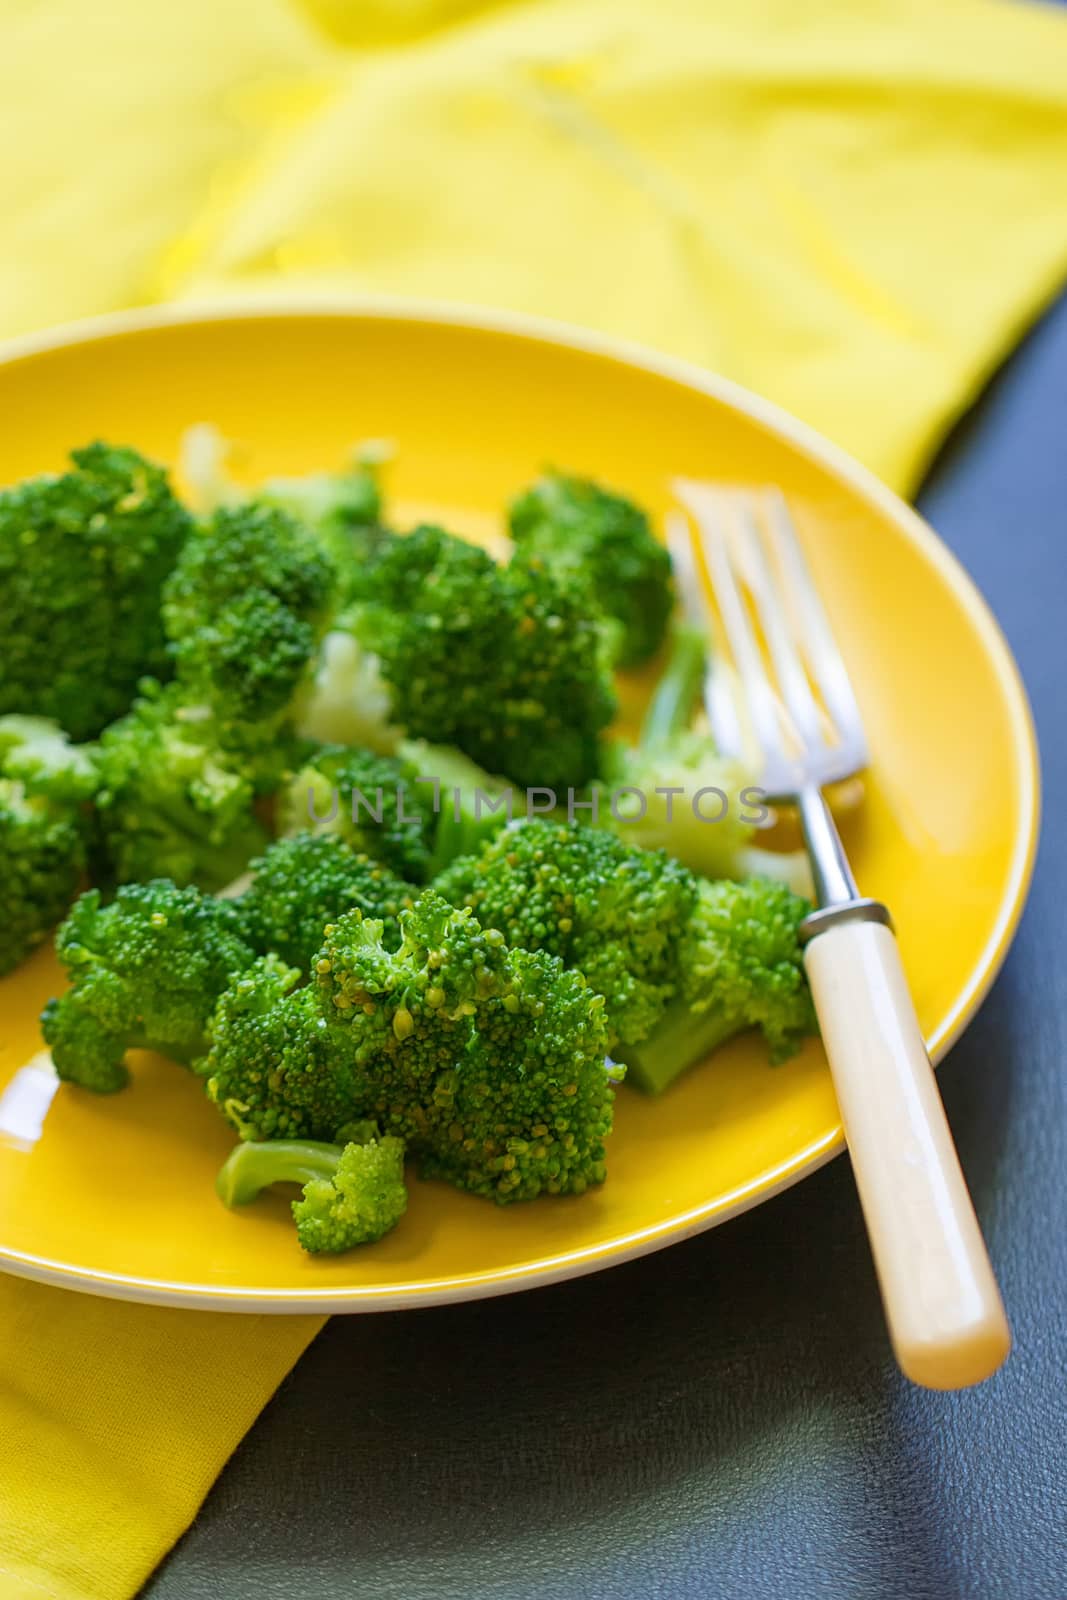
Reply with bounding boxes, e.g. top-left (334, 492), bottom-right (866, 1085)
top-left (804, 917), bottom-right (1011, 1389)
